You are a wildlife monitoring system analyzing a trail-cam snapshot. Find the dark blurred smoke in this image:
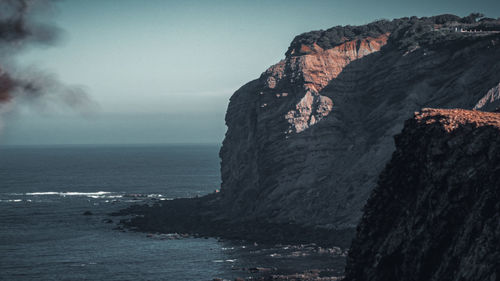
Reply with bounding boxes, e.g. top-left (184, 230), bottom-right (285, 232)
top-left (0, 0), bottom-right (95, 132)
top-left (0, 0), bottom-right (59, 49)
